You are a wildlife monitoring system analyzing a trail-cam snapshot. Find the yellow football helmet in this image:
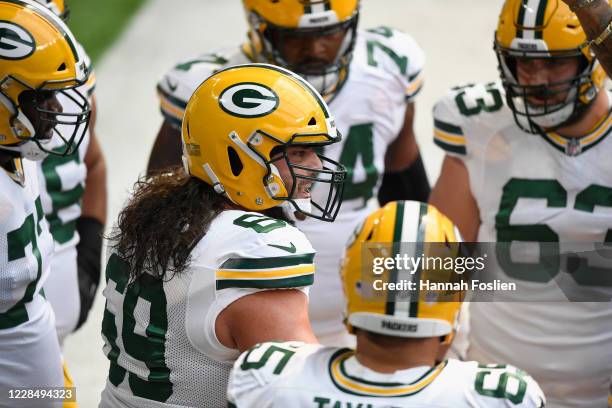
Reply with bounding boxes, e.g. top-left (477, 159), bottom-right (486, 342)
top-left (33, 0), bottom-right (68, 20)
top-left (495, 0), bottom-right (608, 133)
top-left (341, 201), bottom-right (465, 345)
top-left (242, 0), bottom-right (359, 100)
top-left (0, 0), bottom-right (89, 161)
top-left (182, 63), bottom-right (346, 221)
